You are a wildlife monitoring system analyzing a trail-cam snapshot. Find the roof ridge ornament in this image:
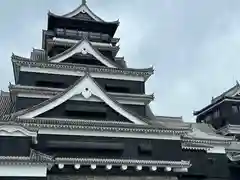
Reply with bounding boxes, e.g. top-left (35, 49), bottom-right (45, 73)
top-left (82, 0), bottom-right (87, 5)
top-left (236, 80), bottom-right (239, 86)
